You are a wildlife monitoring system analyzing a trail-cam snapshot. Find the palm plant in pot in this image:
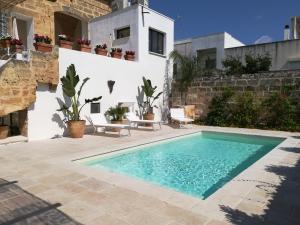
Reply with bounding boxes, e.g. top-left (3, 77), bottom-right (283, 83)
top-left (58, 64), bottom-right (102, 138)
top-left (141, 77), bottom-right (162, 122)
top-left (105, 105), bottom-right (126, 132)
